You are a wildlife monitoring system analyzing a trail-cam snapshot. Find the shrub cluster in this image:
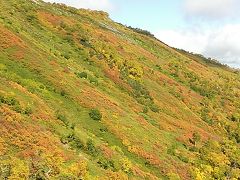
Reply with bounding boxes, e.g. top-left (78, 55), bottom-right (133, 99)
top-left (89, 109), bottom-right (102, 121)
